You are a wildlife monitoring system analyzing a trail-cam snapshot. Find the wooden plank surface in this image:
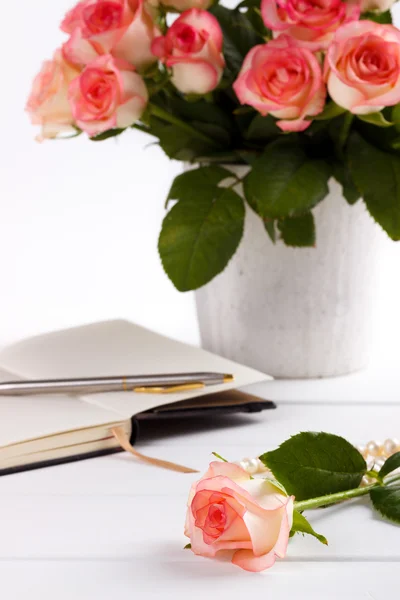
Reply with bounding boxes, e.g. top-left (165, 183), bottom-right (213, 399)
top-left (1, 397), bottom-right (399, 598)
top-left (0, 561), bottom-right (397, 600)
